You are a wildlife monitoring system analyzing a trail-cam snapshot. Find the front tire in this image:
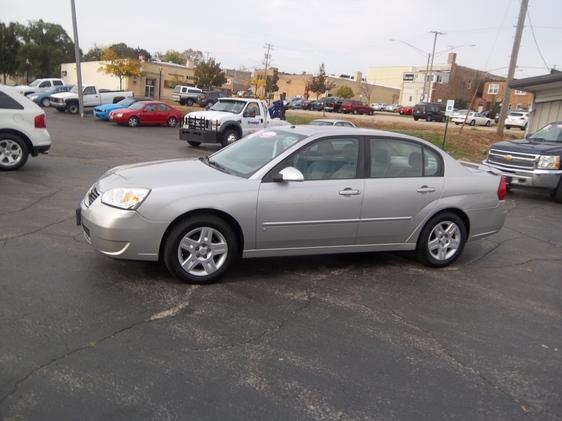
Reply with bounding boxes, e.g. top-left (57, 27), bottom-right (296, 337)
top-left (486, 120), bottom-right (491, 127)
top-left (505, 125), bottom-right (511, 130)
top-left (167, 117), bottom-right (178, 127)
top-left (128, 116), bottom-right (139, 127)
top-left (416, 212), bottom-right (467, 267)
top-left (221, 129), bottom-right (239, 147)
top-left (41, 98), bottom-right (50, 107)
top-left (469, 120), bottom-right (476, 126)
top-left (187, 141), bottom-right (201, 147)
top-left (0, 134), bottom-right (29, 171)
top-left (551, 180), bottom-right (562, 203)
top-left (186, 99), bottom-right (194, 106)
top-left (163, 215), bottom-right (238, 284)
top-left (68, 102), bottom-right (79, 114)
